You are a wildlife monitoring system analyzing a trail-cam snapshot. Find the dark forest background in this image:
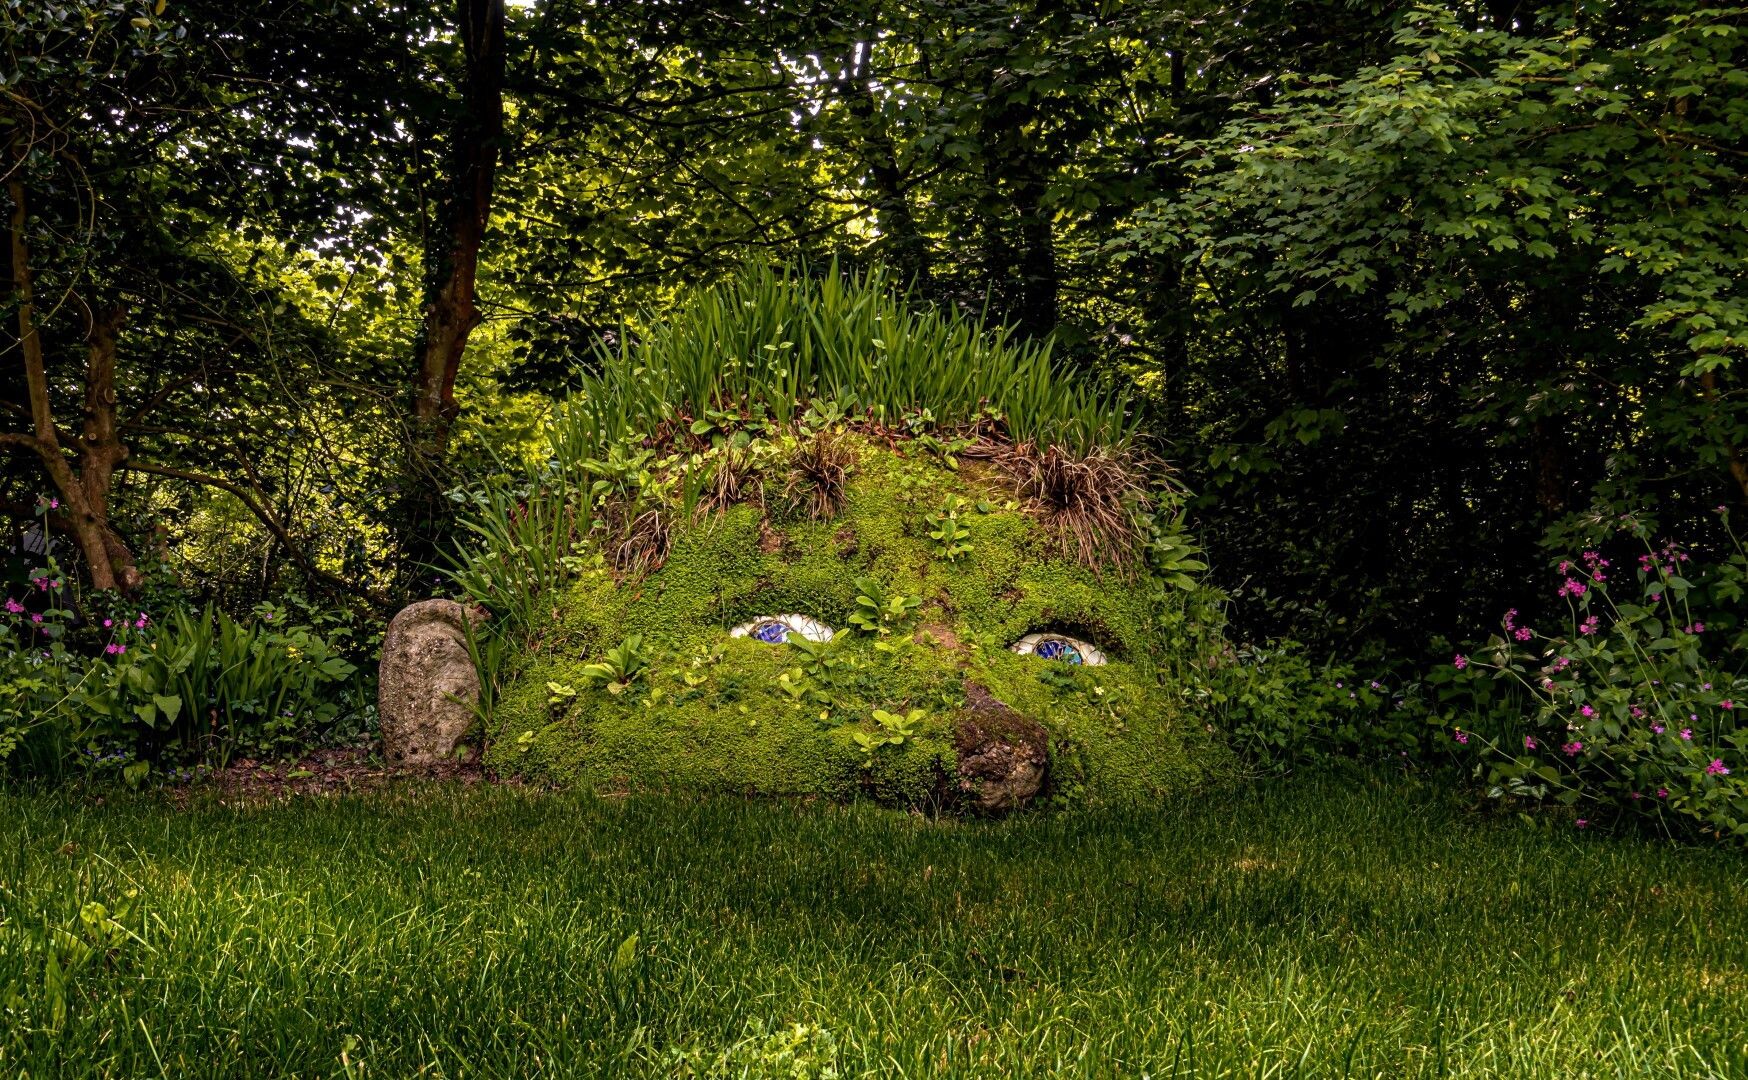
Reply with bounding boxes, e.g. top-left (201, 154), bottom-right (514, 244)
top-left (5, 0), bottom-right (1745, 666)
